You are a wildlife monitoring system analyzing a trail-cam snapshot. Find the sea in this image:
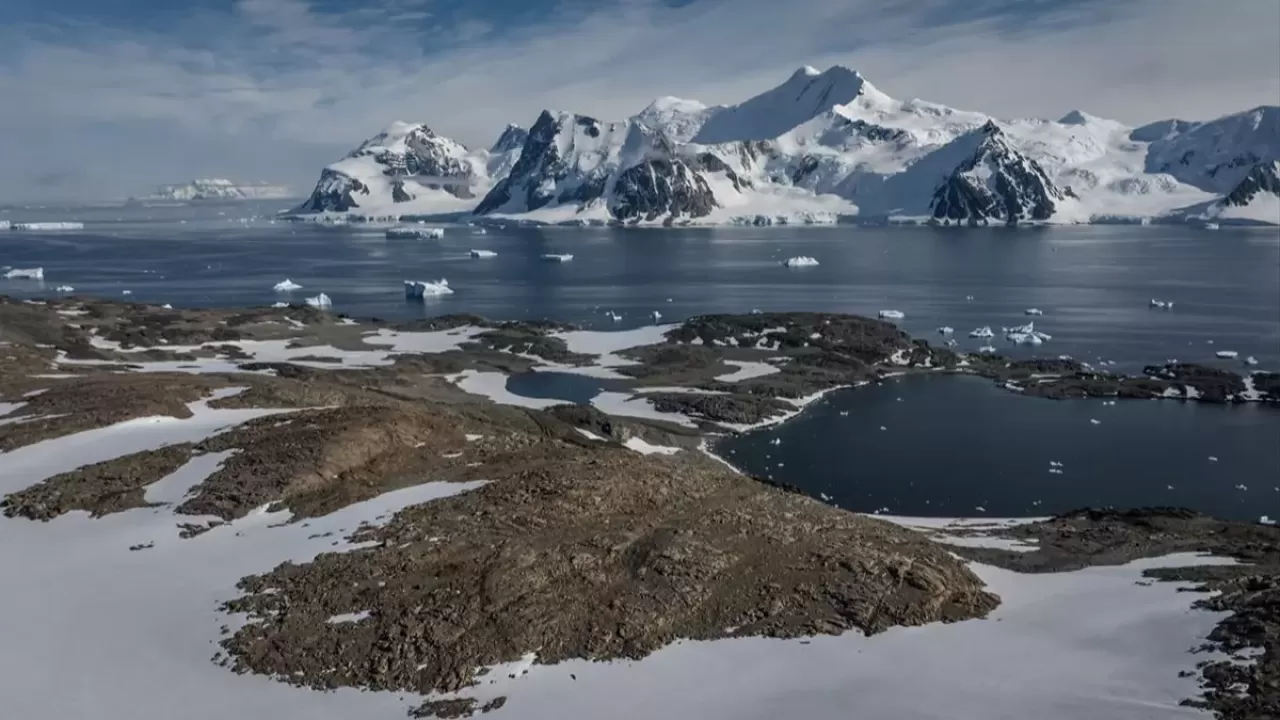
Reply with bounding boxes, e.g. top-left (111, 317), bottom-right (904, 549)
top-left (3, 200), bottom-right (1278, 520)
